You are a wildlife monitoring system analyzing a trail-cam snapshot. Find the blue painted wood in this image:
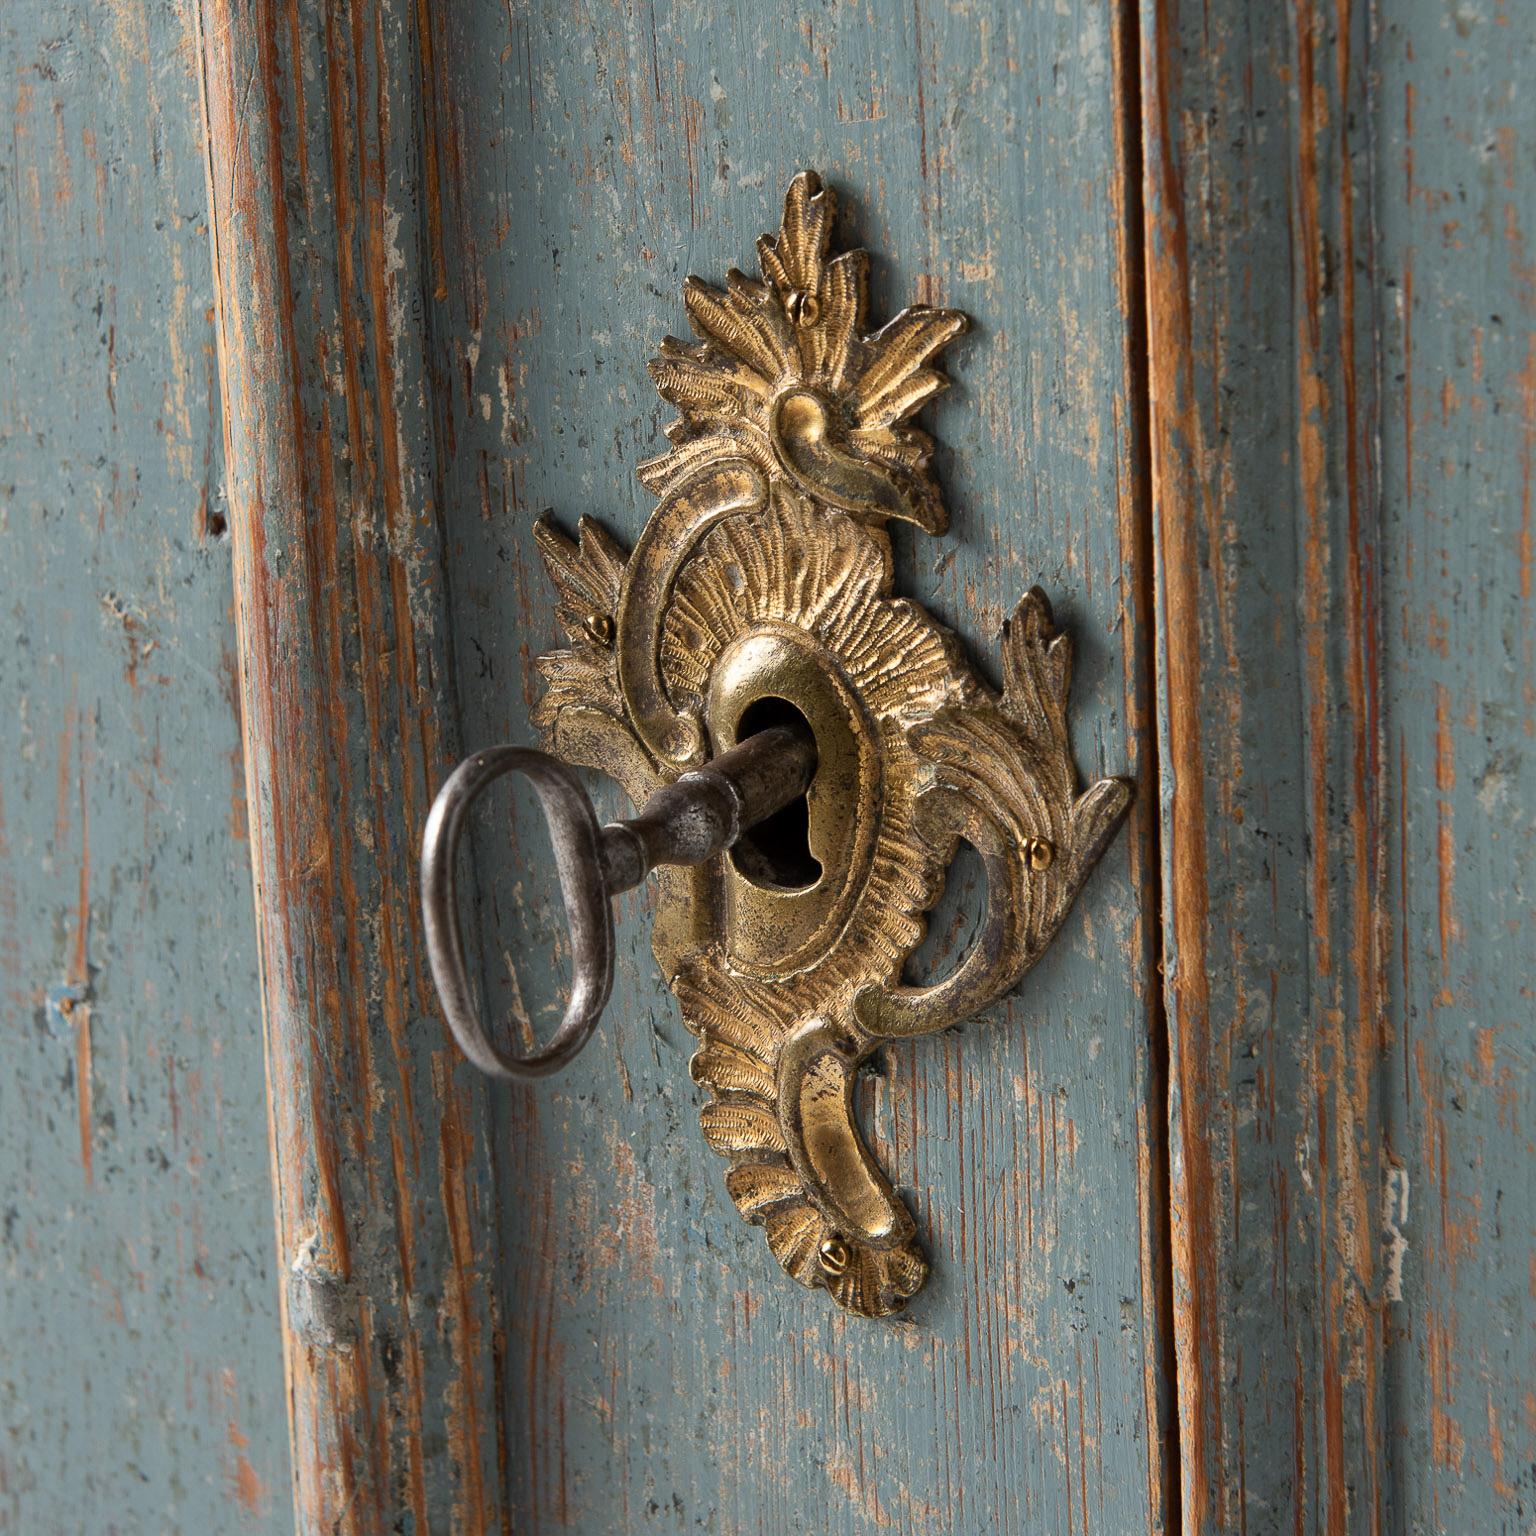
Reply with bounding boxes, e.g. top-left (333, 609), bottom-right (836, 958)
top-left (195, 0), bottom-right (508, 1527)
top-left (1140, 0), bottom-right (1536, 1528)
top-left (421, 3), bottom-right (1172, 1531)
top-left (5, 3), bottom-right (1527, 1531)
top-left (1377, 6), bottom-right (1536, 1527)
top-left (0, 2), bottom-right (288, 1529)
